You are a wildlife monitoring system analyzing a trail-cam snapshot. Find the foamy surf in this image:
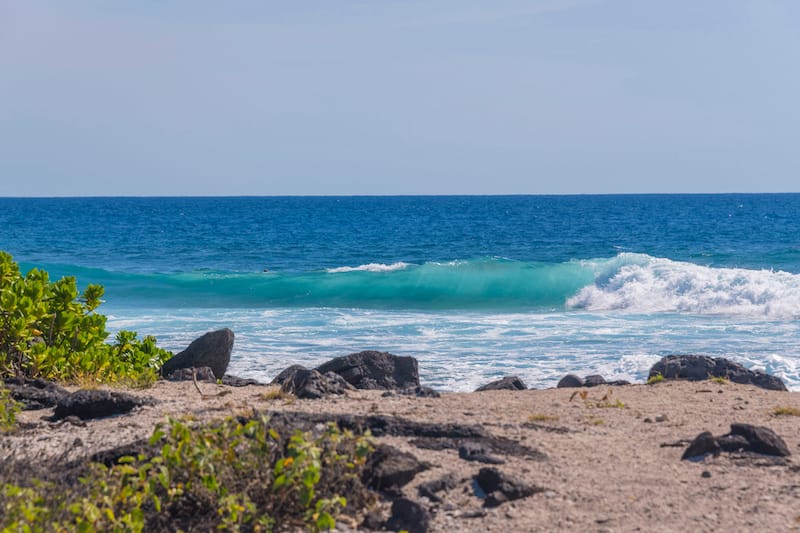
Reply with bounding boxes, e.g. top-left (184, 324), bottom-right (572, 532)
top-left (568, 253), bottom-right (800, 318)
top-left (326, 262), bottom-right (411, 273)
